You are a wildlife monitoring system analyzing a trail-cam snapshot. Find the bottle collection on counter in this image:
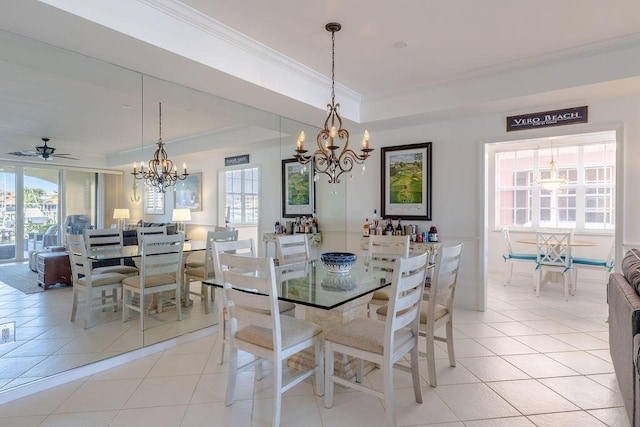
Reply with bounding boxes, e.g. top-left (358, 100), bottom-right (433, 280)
top-left (274, 215), bottom-right (319, 234)
top-left (364, 209), bottom-right (438, 242)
